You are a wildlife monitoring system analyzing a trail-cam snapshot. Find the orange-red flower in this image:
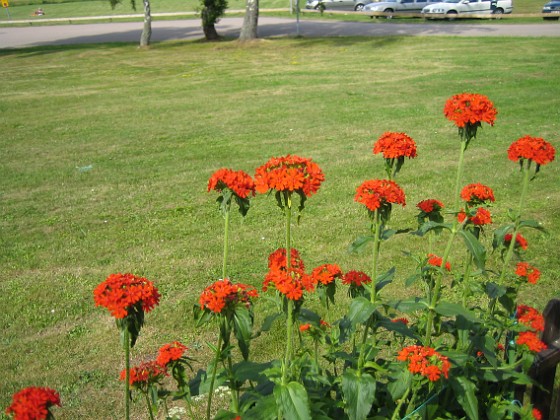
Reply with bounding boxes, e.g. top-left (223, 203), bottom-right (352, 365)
top-left (199, 279), bottom-right (258, 314)
top-left (342, 270), bottom-right (372, 287)
top-left (207, 168), bottom-right (256, 199)
top-left (263, 266), bottom-right (315, 301)
top-left (397, 345), bottom-right (451, 382)
top-left (156, 341), bottom-right (188, 367)
top-left (354, 179), bottom-right (406, 212)
top-left (417, 199), bottom-right (444, 214)
top-left (515, 262), bottom-right (541, 284)
top-left (391, 318), bottom-right (409, 326)
top-left (254, 155), bottom-right (325, 197)
top-left (311, 264), bottom-right (343, 286)
top-left (427, 253), bottom-right (451, 271)
top-left (93, 273), bottom-right (160, 319)
top-left (508, 136), bottom-right (556, 167)
top-left (516, 331), bottom-right (547, 353)
top-left (373, 132), bottom-right (417, 159)
top-left (120, 360), bottom-right (168, 387)
top-left (443, 93), bottom-right (497, 128)
top-left (320, 320), bottom-right (330, 328)
top-left (533, 408), bottom-right (543, 420)
top-left (299, 323), bottom-right (311, 332)
top-left (504, 233), bottom-right (528, 250)
top-left (6, 387), bottom-right (61, 420)
top-left (268, 248), bottom-right (305, 272)
top-left (517, 305), bottom-right (545, 332)
top-left (460, 183), bottom-right (495, 205)
top-left (457, 207), bottom-right (492, 226)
